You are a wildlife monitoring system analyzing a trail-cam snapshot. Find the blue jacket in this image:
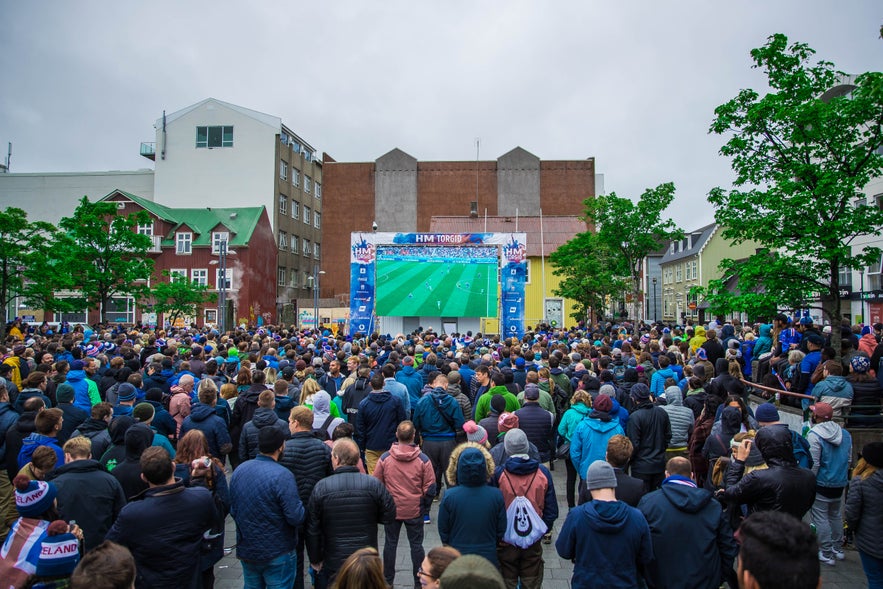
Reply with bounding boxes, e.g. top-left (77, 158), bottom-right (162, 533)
top-left (571, 415), bottom-right (624, 479)
top-left (181, 403), bottom-right (232, 459)
top-left (145, 400), bottom-right (177, 439)
top-left (413, 388), bottom-right (465, 440)
top-left (18, 433), bottom-right (64, 469)
top-left (355, 391), bottom-right (406, 452)
top-left (438, 447), bottom-right (506, 565)
top-left (230, 455), bottom-right (305, 562)
top-left (66, 369), bottom-right (93, 412)
top-left (649, 368), bottom-right (675, 398)
top-left (0, 402), bottom-right (20, 463)
top-left (556, 499), bottom-right (653, 589)
top-left (395, 365), bottom-right (424, 408)
top-left (637, 478), bottom-right (737, 589)
top-left (808, 421), bottom-right (852, 489)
